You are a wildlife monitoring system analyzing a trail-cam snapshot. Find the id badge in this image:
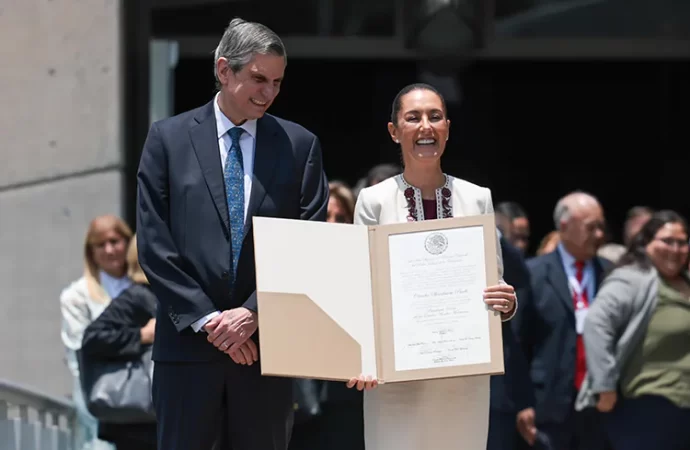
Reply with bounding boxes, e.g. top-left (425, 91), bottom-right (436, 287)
top-left (575, 307), bottom-right (589, 335)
